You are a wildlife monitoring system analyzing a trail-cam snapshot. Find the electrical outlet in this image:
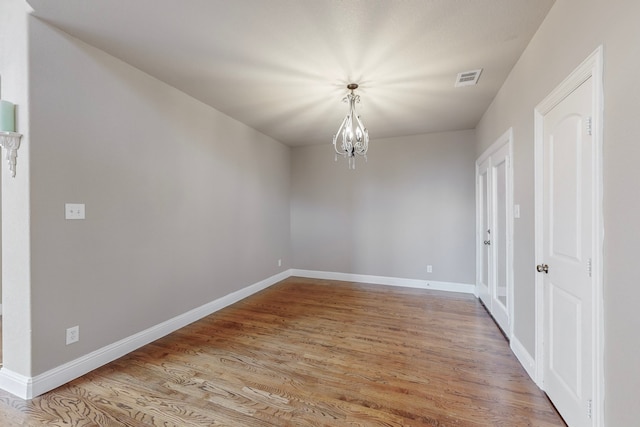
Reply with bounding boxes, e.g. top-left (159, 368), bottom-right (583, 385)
top-left (66, 325), bottom-right (79, 345)
top-left (427, 265), bottom-right (433, 273)
top-left (278, 259), bottom-right (282, 267)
